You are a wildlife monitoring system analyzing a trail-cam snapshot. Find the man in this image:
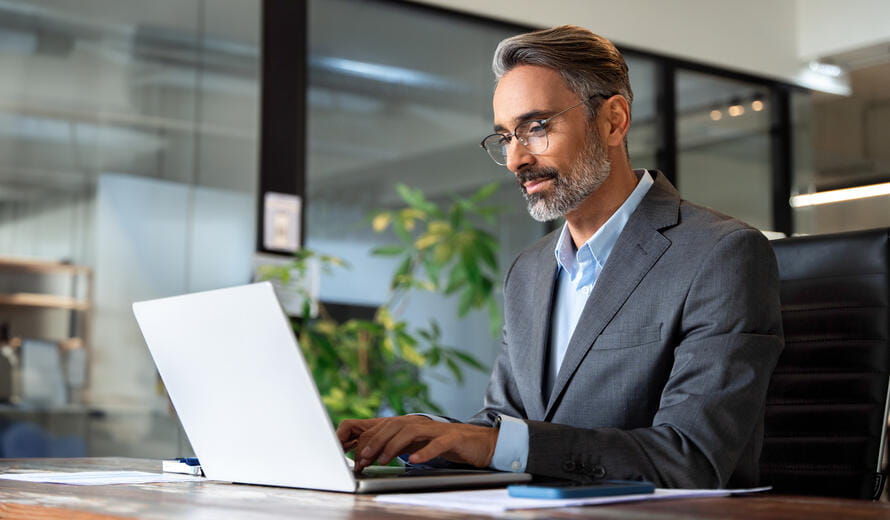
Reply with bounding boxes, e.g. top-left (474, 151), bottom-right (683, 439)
top-left (337, 25), bottom-right (783, 489)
